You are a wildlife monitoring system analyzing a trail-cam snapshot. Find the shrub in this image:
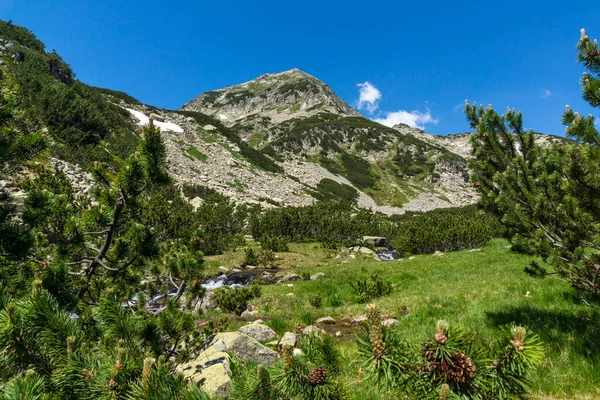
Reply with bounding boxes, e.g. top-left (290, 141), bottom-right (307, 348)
top-left (257, 249), bottom-right (276, 268)
top-left (213, 286), bottom-right (261, 315)
top-left (244, 248), bottom-right (258, 266)
top-left (388, 205), bottom-right (504, 255)
top-left (309, 294), bottom-right (323, 309)
top-left (324, 292), bottom-right (342, 308)
top-left (315, 178), bottom-right (358, 204)
top-left (350, 274), bottom-right (393, 304)
top-left (260, 235), bottom-right (289, 252)
top-left (300, 271), bottom-right (311, 281)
